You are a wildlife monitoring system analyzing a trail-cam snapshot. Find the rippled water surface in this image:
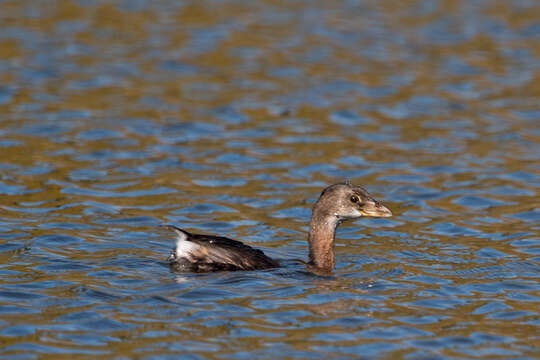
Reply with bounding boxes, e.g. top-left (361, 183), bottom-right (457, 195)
top-left (1, 0), bottom-right (539, 358)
